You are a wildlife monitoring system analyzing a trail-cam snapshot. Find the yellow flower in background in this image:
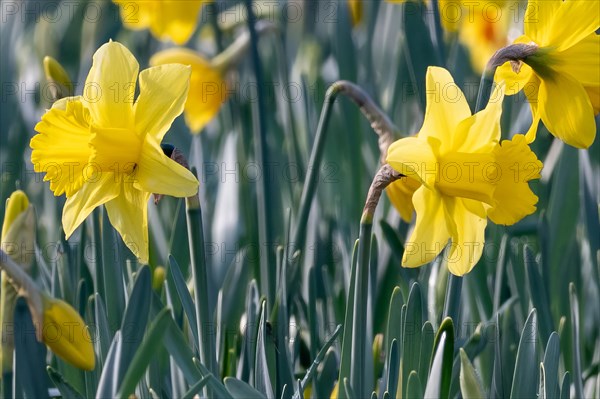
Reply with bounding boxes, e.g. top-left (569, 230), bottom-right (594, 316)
top-left (387, 67), bottom-right (541, 276)
top-left (348, 0), bottom-right (363, 26)
top-left (150, 48), bottom-right (226, 134)
top-left (41, 295), bottom-right (95, 370)
top-left (458, 2), bottom-right (510, 73)
top-left (113, 0), bottom-right (211, 45)
top-left (495, 0), bottom-right (599, 148)
top-left (31, 41), bottom-right (199, 263)
top-left (386, 177), bottom-right (420, 223)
